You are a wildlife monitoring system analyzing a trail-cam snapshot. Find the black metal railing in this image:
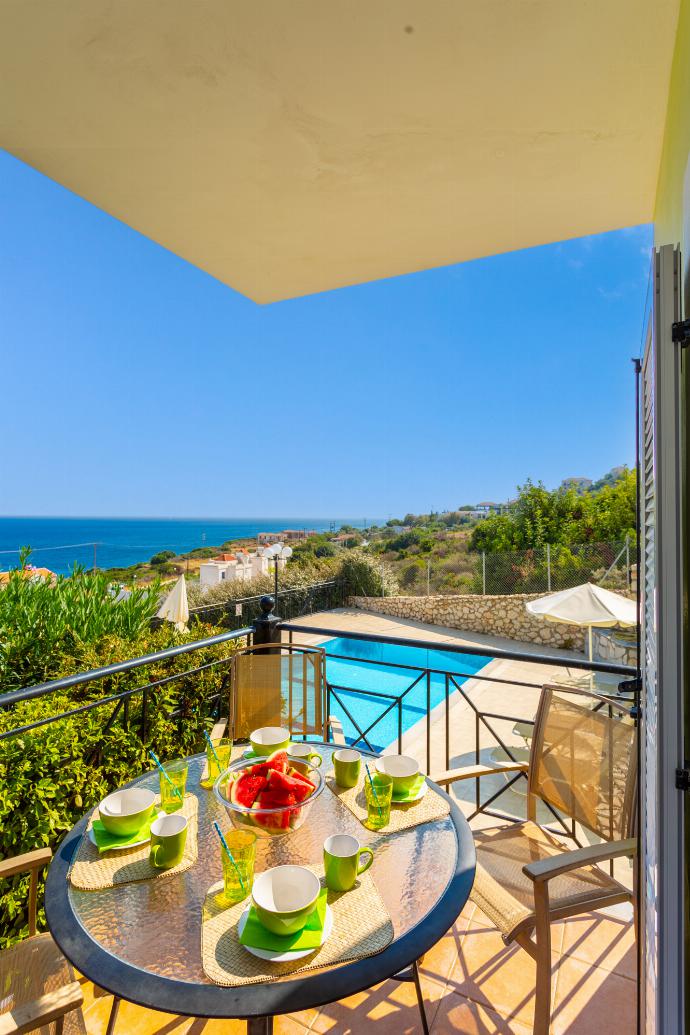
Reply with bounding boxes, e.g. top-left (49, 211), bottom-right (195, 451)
top-left (0, 626), bottom-right (253, 744)
top-left (281, 620), bottom-right (637, 837)
top-left (1, 605), bottom-right (638, 843)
